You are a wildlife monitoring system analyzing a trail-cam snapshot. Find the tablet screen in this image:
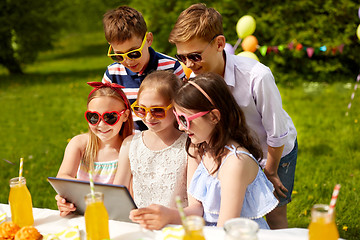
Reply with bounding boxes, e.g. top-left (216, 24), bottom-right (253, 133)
top-left (48, 177), bottom-right (137, 222)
